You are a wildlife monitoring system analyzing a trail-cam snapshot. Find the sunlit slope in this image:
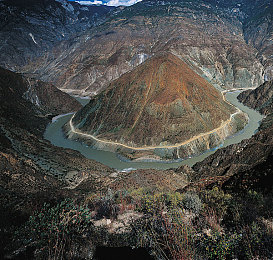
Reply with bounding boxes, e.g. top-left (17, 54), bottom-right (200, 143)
top-left (73, 53), bottom-right (235, 147)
